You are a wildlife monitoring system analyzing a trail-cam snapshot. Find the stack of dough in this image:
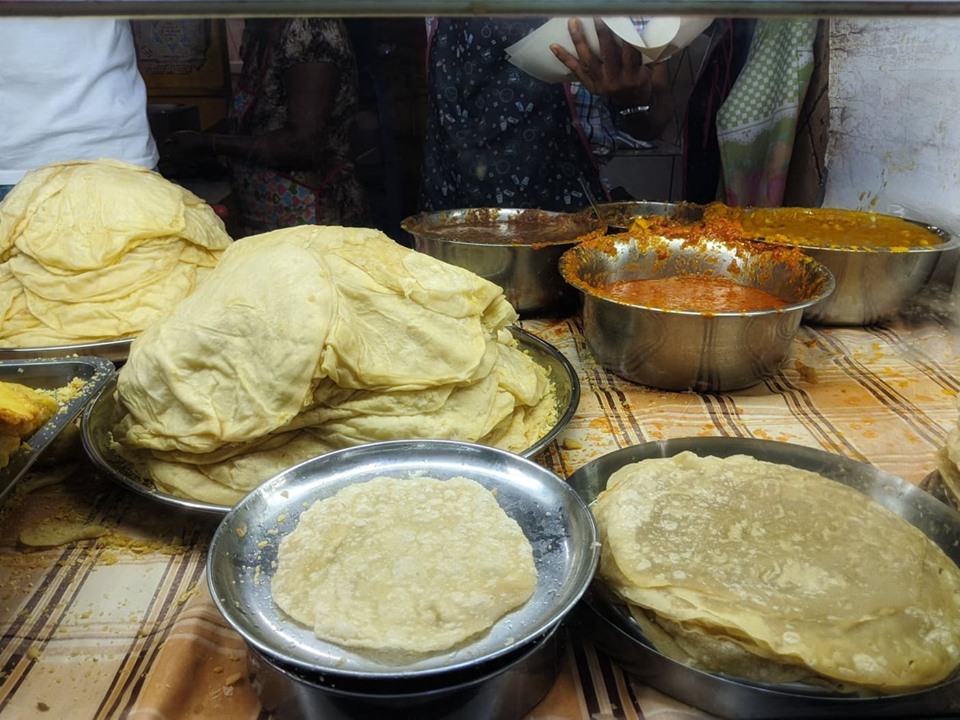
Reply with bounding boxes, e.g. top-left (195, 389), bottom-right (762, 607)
top-left (936, 402), bottom-right (960, 502)
top-left (593, 451), bottom-right (960, 694)
top-left (112, 225), bottom-right (557, 505)
top-left (0, 159), bottom-right (232, 346)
